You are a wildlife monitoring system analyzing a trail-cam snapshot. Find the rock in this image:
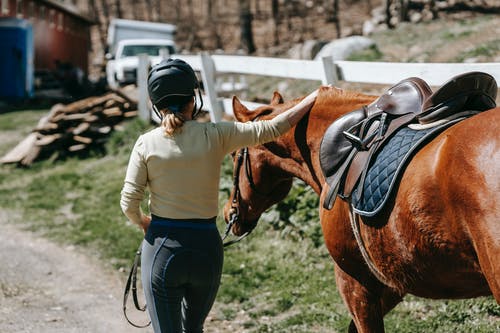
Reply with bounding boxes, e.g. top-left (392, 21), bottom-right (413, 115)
top-left (288, 43), bottom-right (303, 59)
top-left (314, 36), bottom-right (376, 61)
top-left (363, 20), bottom-right (376, 36)
top-left (287, 40), bottom-right (327, 60)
